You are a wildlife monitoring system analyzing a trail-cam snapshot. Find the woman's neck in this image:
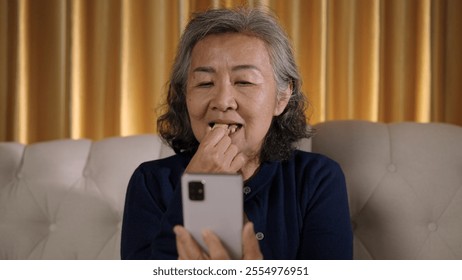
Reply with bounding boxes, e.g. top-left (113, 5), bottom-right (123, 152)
top-left (240, 157), bottom-right (261, 181)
